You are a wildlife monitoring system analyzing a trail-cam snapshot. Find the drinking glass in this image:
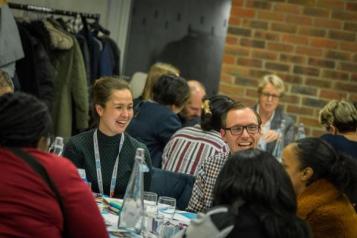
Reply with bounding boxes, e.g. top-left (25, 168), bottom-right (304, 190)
top-left (143, 192), bottom-right (158, 235)
top-left (157, 196), bottom-right (176, 220)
